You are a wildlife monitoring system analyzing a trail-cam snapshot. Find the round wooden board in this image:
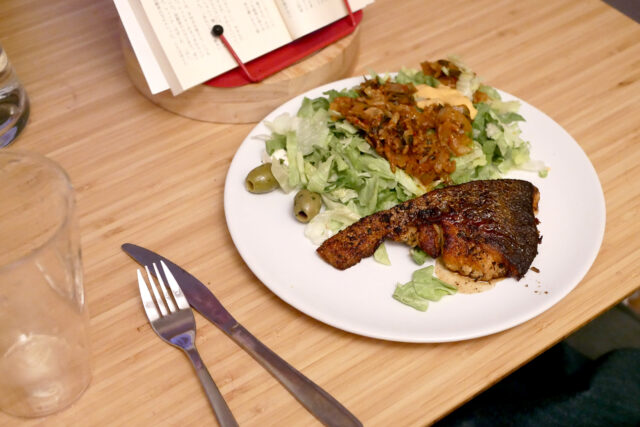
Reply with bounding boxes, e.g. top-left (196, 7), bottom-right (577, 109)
top-left (120, 28), bottom-right (361, 124)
